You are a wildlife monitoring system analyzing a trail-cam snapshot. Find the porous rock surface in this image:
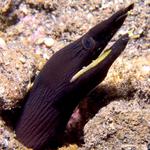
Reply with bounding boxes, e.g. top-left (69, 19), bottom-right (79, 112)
top-left (0, 0), bottom-right (149, 150)
top-left (80, 55), bottom-right (150, 150)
